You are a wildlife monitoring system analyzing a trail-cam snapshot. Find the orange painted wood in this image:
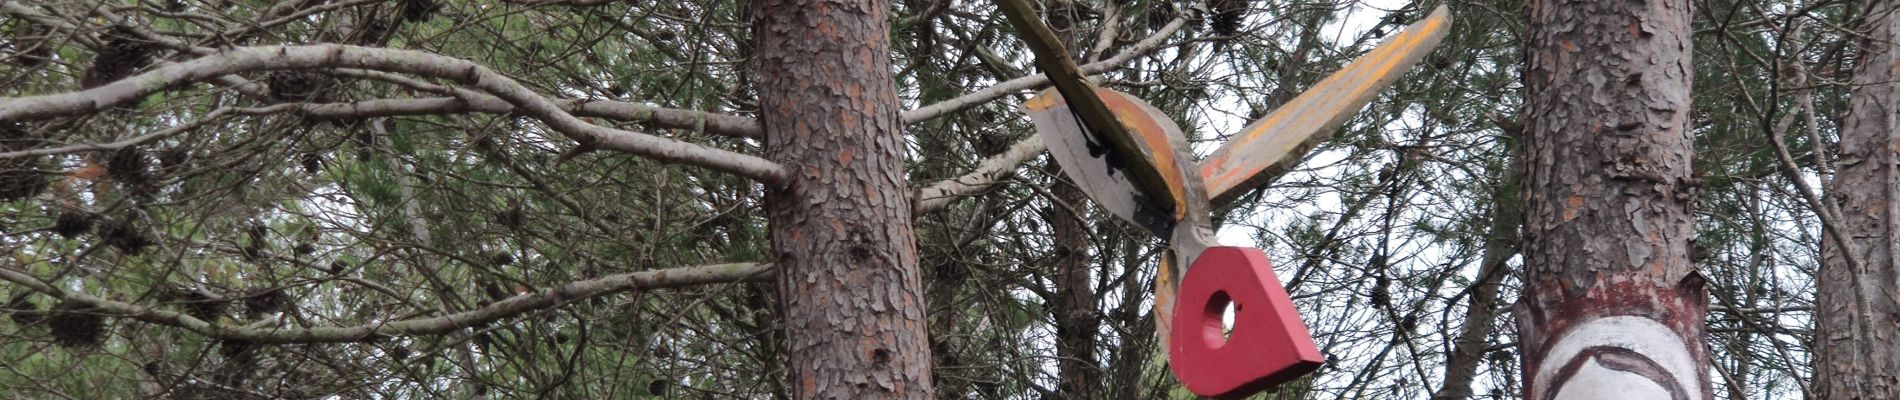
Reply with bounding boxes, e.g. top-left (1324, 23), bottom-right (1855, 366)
top-left (1025, 87), bottom-right (1202, 237)
top-left (996, 0), bottom-right (1178, 212)
top-left (1200, 6), bottom-right (1452, 205)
